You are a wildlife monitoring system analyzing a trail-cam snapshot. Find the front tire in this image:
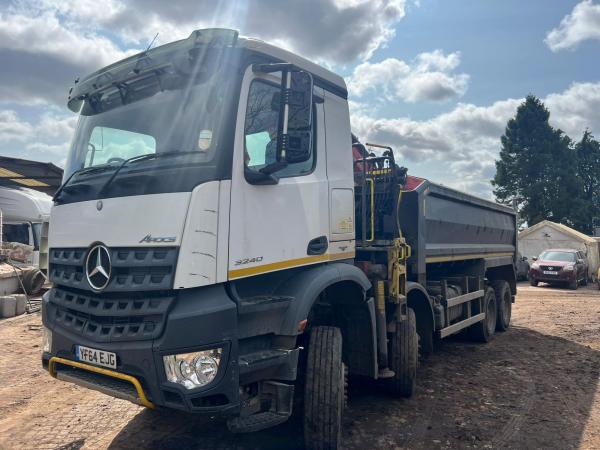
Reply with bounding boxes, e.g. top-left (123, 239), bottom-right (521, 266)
top-left (469, 287), bottom-right (497, 343)
top-left (386, 308), bottom-right (418, 398)
top-left (304, 326), bottom-right (345, 450)
top-left (530, 278), bottom-right (538, 287)
top-left (492, 280), bottom-right (511, 332)
top-left (569, 278), bottom-right (578, 290)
